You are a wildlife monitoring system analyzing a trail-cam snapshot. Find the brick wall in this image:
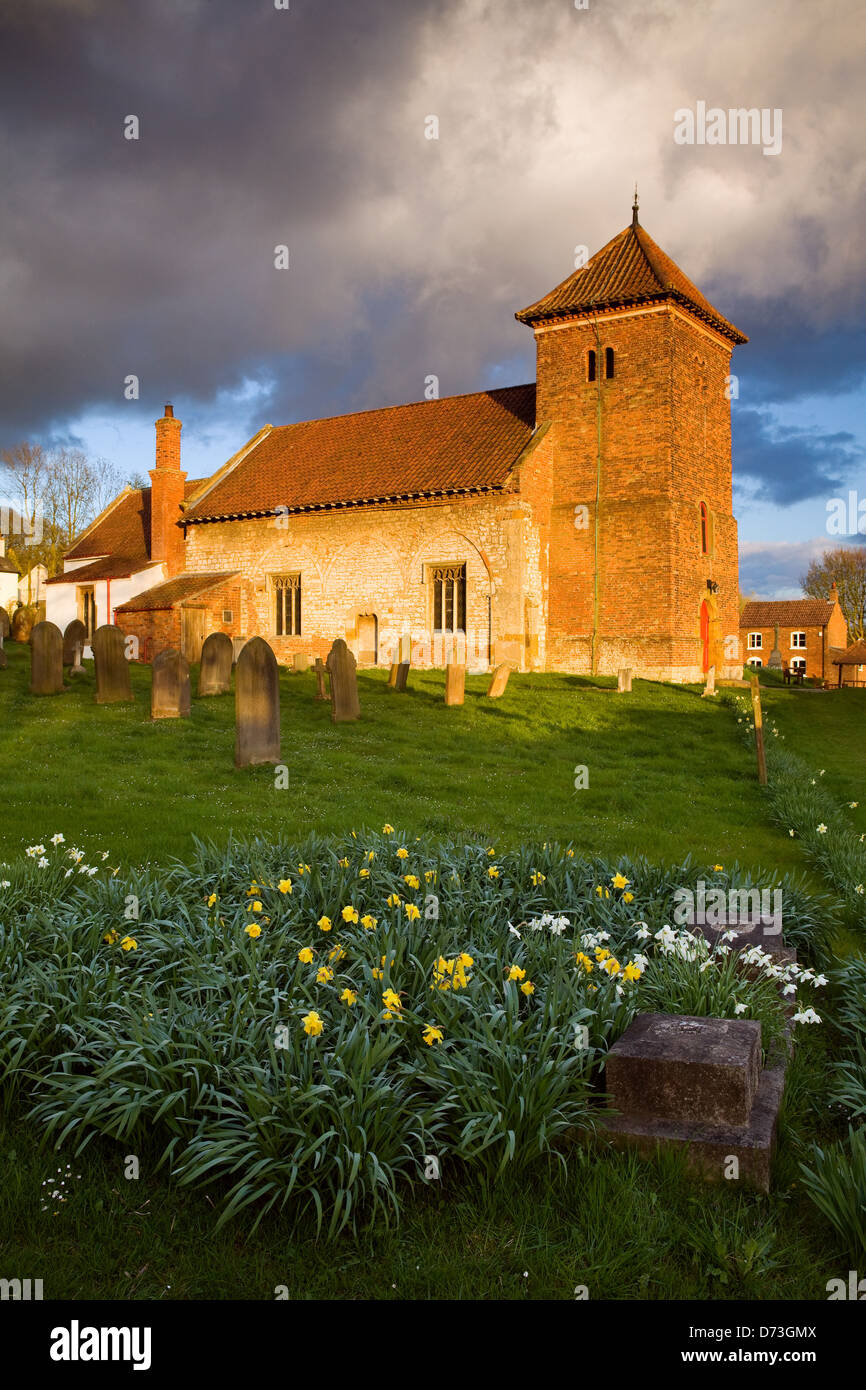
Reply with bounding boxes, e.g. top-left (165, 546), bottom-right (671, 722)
top-left (741, 603), bottom-right (848, 681)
